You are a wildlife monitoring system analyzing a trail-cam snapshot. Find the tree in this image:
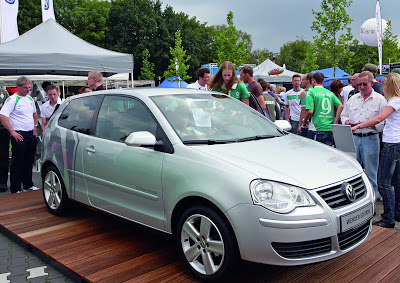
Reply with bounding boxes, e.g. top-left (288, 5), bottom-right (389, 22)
top-left (382, 20), bottom-right (400, 64)
top-left (276, 38), bottom-right (311, 73)
top-left (18, 0), bottom-right (42, 34)
top-left (249, 49), bottom-right (271, 65)
top-left (139, 49), bottom-right (155, 80)
top-left (164, 30), bottom-right (190, 81)
top-left (311, 0), bottom-right (354, 76)
top-left (212, 11), bottom-right (250, 66)
top-left (55, 0), bottom-right (111, 47)
top-left (301, 43), bottom-right (319, 73)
